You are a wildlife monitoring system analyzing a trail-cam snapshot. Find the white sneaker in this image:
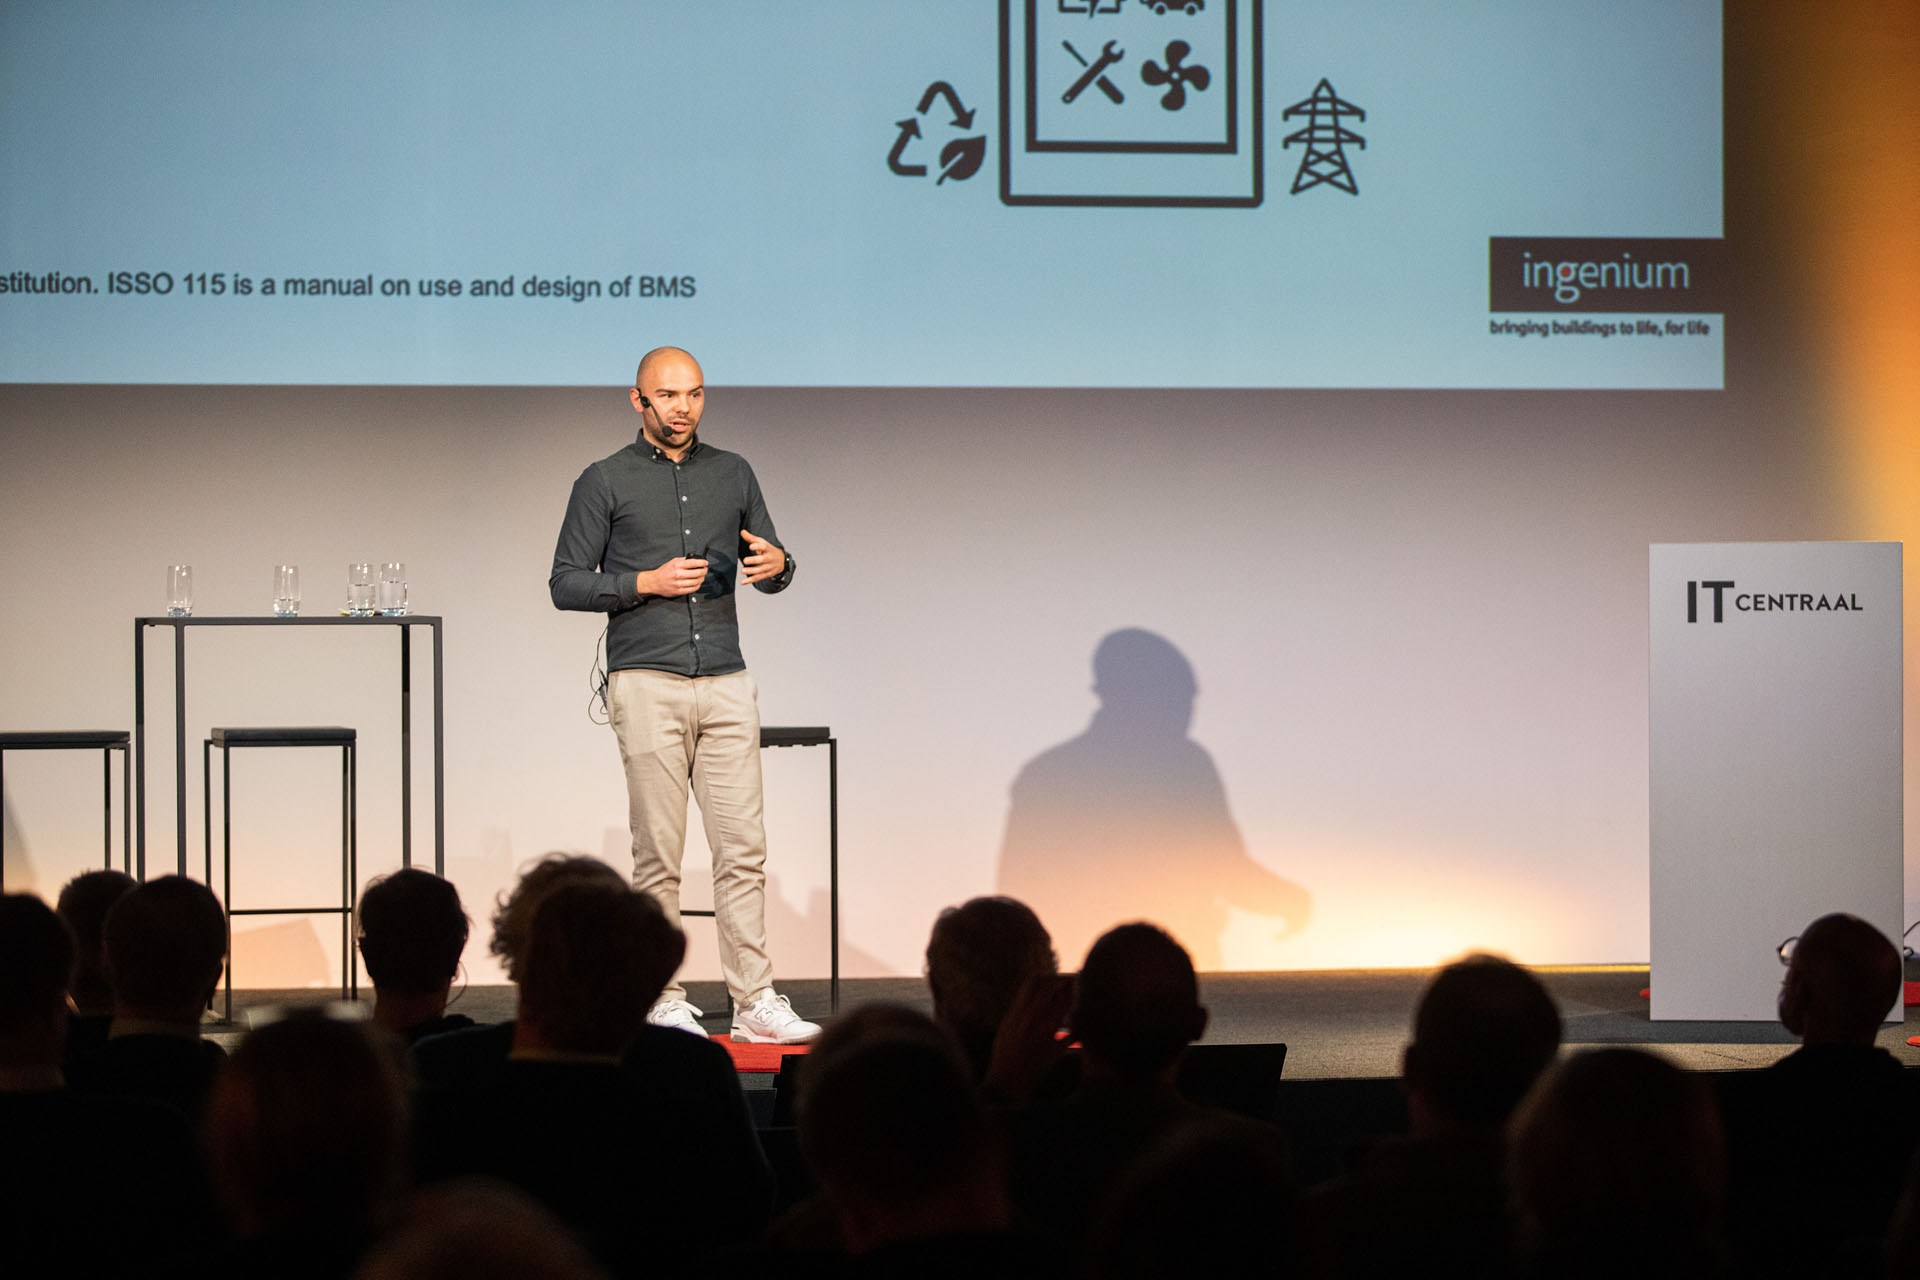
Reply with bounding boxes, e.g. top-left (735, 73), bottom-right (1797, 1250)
top-left (730, 991), bottom-right (821, 1044)
top-left (647, 998), bottom-right (708, 1037)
